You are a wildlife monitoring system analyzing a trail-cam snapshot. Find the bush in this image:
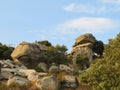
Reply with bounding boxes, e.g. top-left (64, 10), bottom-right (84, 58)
top-left (76, 54), bottom-right (89, 70)
top-left (82, 33), bottom-right (120, 90)
top-left (0, 43), bottom-right (14, 60)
